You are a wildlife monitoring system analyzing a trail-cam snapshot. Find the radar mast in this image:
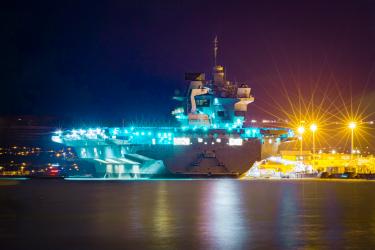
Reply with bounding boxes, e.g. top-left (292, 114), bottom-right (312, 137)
top-left (213, 36), bottom-right (218, 66)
